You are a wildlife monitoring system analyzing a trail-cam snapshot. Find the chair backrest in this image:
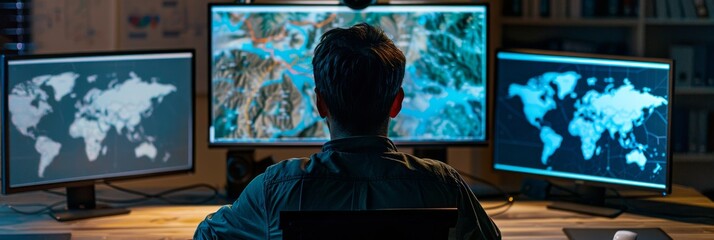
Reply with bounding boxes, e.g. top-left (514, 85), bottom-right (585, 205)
top-left (279, 208), bottom-right (458, 240)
